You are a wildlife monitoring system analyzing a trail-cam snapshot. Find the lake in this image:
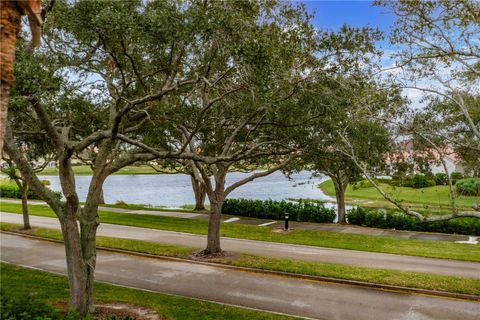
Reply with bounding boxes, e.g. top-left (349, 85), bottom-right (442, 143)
top-left (38, 171), bottom-right (337, 209)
